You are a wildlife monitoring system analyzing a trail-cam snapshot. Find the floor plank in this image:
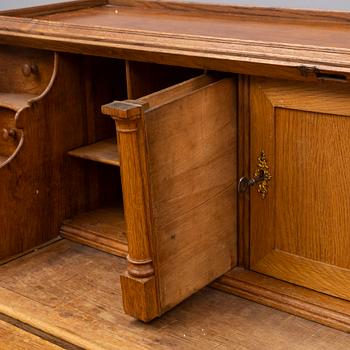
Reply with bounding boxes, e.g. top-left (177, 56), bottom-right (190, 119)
top-left (0, 319), bottom-right (63, 350)
top-left (0, 240), bottom-right (349, 350)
